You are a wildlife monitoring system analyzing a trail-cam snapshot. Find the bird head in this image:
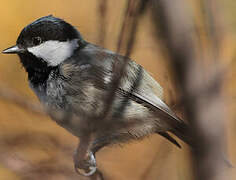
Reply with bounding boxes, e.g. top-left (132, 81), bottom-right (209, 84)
top-left (2, 15), bottom-right (84, 67)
